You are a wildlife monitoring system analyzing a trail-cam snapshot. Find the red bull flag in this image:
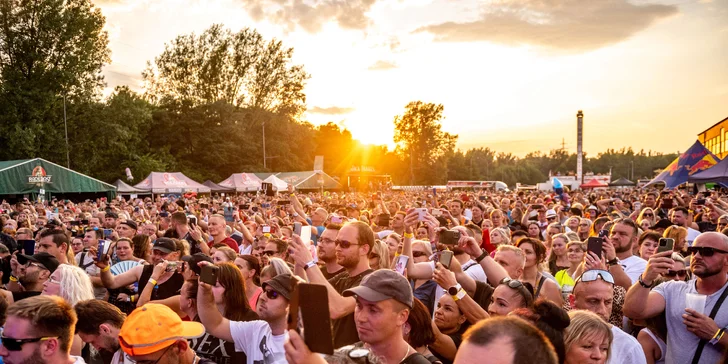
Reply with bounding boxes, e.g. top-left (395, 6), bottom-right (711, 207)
top-left (645, 140), bottom-right (720, 189)
top-left (689, 149), bottom-right (728, 184)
